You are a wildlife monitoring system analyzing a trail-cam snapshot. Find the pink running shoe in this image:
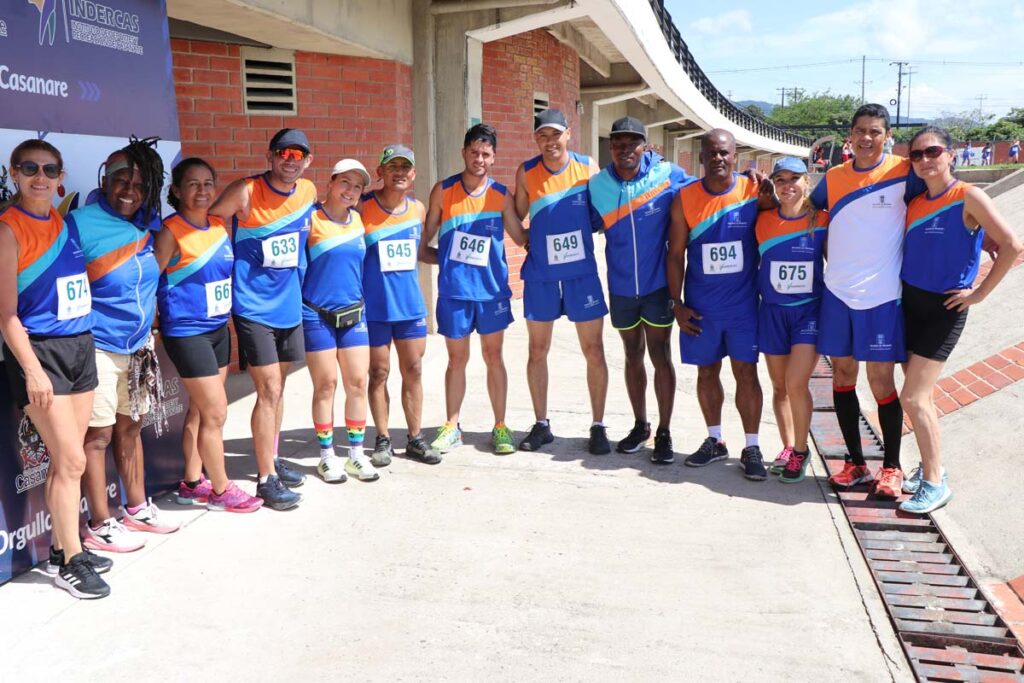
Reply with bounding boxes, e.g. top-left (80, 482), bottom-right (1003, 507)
top-left (83, 517), bottom-right (146, 553)
top-left (207, 482), bottom-right (264, 513)
top-left (122, 499), bottom-right (181, 534)
top-left (770, 447), bottom-right (794, 474)
top-left (176, 475), bottom-right (212, 505)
